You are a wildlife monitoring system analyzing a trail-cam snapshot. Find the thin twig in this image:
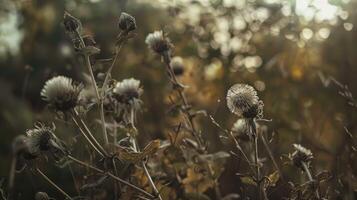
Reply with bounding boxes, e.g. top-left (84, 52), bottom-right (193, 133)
top-left (75, 30), bottom-right (109, 145)
top-left (67, 155), bottom-right (154, 199)
top-left (260, 133), bottom-right (285, 181)
top-left (71, 114), bottom-right (105, 157)
top-left (209, 115), bottom-right (255, 174)
top-left (302, 162), bottom-right (320, 199)
top-left (162, 52), bottom-right (203, 150)
top-left (36, 168), bottom-right (73, 200)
